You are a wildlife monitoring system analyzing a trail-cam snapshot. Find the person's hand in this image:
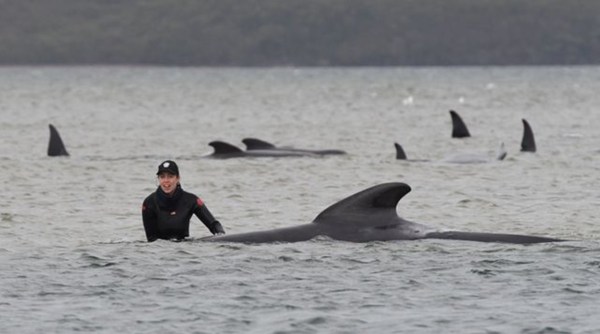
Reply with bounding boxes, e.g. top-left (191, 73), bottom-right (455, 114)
top-left (212, 221), bottom-right (225, 235)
